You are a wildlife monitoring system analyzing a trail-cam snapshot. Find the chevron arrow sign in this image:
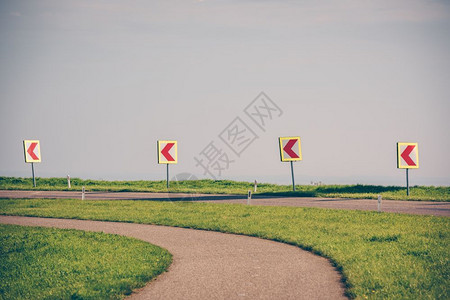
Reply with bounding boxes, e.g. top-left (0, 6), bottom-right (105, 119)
top-left (23, 140), bottom-right (41, 163)
top-left (397, 142), bottom-right (419, 169)
top-left (279, 137), bottom-right (302, 162)
top-left (158, 140), bottom-right (178, 164)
